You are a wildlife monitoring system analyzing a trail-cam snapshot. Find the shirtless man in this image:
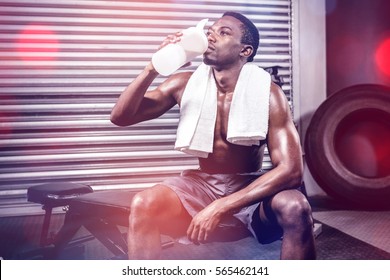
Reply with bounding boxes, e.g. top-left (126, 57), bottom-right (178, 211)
top-left (110, 12), bottom-right (316, 260)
